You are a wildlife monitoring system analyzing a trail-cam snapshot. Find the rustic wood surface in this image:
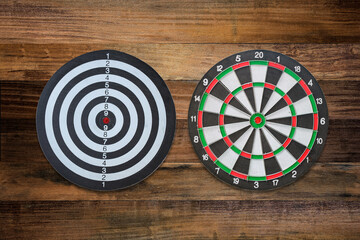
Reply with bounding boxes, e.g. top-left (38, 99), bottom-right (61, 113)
top-left (1, 0), bottom-right (359, 239)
